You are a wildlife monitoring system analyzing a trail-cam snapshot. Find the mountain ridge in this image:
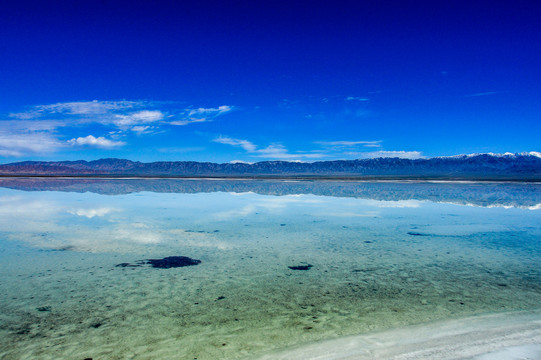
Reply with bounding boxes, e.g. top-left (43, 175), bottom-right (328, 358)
top-left (1, 153), bottom-right (540, 180)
